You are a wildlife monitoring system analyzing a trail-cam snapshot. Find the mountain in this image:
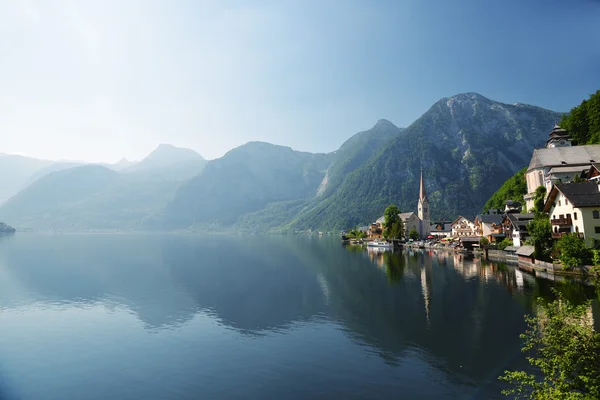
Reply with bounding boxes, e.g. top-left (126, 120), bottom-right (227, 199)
top-left (0, 164), bottom-right (178, 230)
top-left (0, 93), bottom-right (565, 232)
top-left (0, 153), bottom-right (53, 204)
top-left (284, 93), bottom-right (563, 231)
top-left (163, 142), bottom-right (332, 229)
top-left (123, 144), bottom-right (206, 181)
